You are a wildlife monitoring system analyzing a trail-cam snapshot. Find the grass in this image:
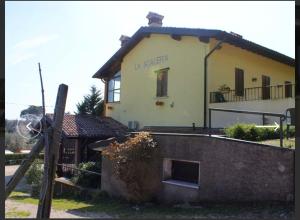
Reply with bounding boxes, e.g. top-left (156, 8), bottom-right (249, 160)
top-left (9, 191), bottom-right (93, 211)
top-left (8, 191), bottom-right (294, 218)
top-left (259, 138), bottom-right (295, 148)
top-left (5, 208), bottom-right (30, 218)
